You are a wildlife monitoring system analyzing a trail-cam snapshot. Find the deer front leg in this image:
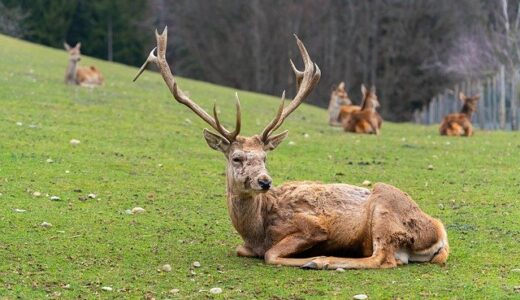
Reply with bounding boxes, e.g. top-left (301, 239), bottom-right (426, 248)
top-left (264, 234), bottom-right (325, 267)
top-left (236, 245), bottom-right (256, 257)
top-left (301, 242), bottom-right (396, 270)
top-left (464, 124), bottom-right (473, 136)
